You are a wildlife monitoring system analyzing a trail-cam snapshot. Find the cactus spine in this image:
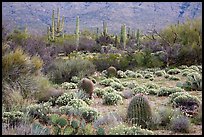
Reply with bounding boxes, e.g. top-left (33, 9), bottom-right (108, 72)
top-left (75, 16), bottom-right (80, 50)
top-left (120, 24), bottom-right (127, 49)
top-left (103, 21), bottom-right (108, 36)
top-left (127, 94), bottom-right (152, 128)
